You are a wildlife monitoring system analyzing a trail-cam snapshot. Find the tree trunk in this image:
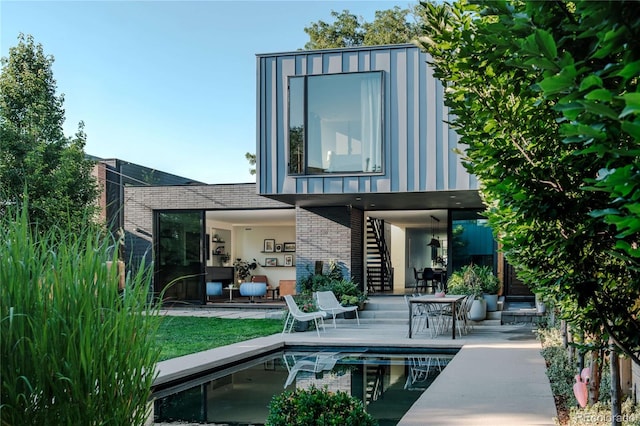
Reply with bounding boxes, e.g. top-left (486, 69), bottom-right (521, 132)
top-left (610, 342), bottom-right (621, 426)
top-left (588, 349), bottom-right (602, 405)
top-left (561, 320), bottom-right (568, 348)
